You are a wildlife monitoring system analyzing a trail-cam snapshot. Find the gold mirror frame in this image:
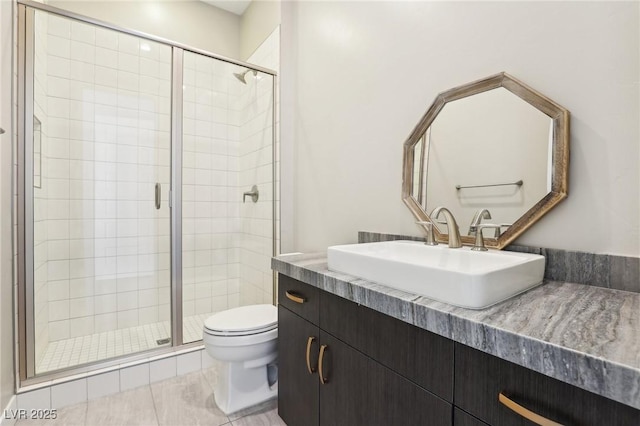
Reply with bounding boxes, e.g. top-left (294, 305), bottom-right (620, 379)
top-left (402, 72), bottom-right (569, 249)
